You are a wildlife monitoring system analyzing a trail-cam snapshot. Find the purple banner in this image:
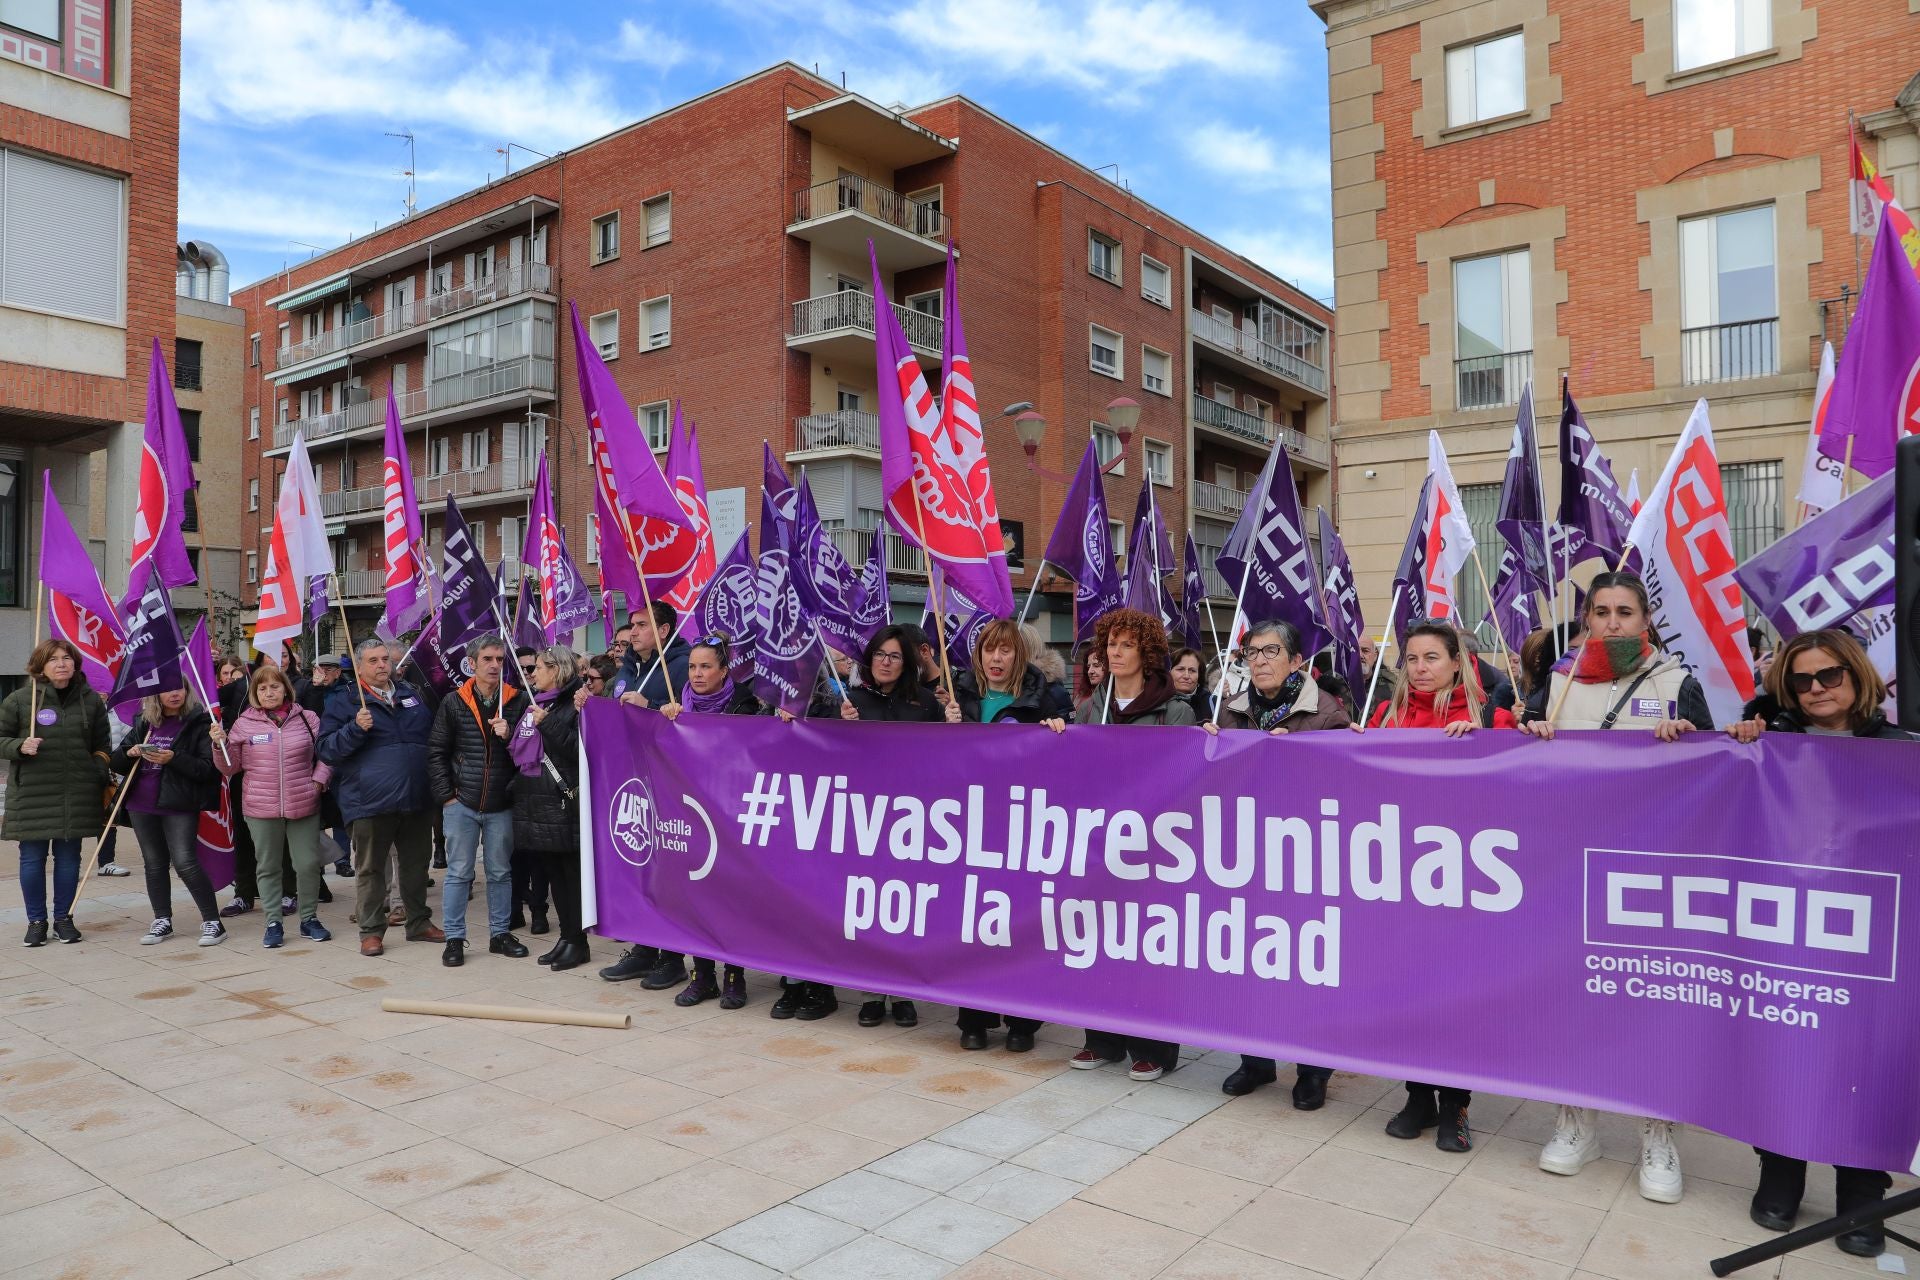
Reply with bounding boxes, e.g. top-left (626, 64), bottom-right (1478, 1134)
top-left (583, 709), bottom-right (1920, 1171)
top-left (1735, 470), bottom-right (1895, 638)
